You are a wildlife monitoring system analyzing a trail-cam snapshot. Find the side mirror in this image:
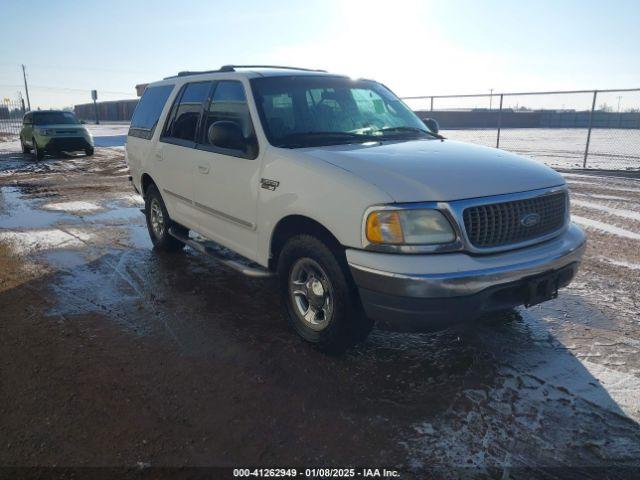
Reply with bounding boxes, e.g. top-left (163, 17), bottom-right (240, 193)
top-left (422, 118), bottom-right (439, 135)
top-left (208, 121), bottom-right (246, 151)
